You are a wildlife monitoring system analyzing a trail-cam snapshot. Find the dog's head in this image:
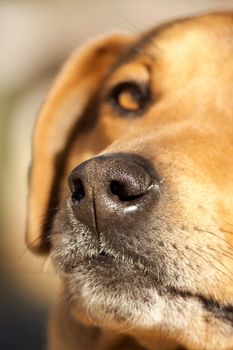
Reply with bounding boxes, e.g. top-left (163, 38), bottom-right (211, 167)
top-left (26, 13), bottom-right (233, 350)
